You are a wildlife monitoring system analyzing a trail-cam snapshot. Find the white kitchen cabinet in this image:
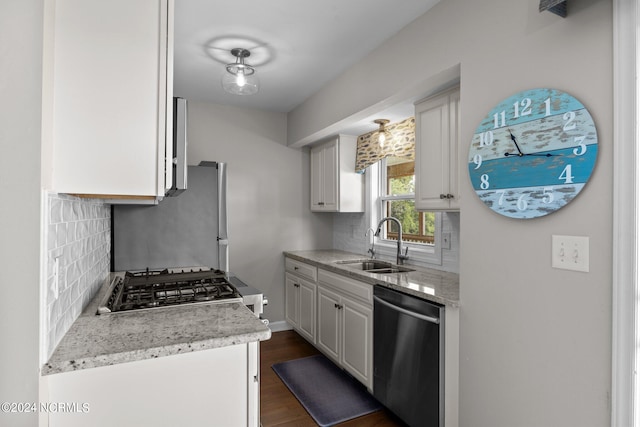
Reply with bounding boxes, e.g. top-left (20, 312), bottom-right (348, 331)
top-left (316, 269), bottom-right (373, 390)
top-left (49, 0), bottom-right (174, 199)
top-left (317, 285), bottom-right (341, 360)
top-left (285, 273), bottom-right (316, 343)
top-left (43, 342), bottom-right (260, 427)
top-left (414, 87), bottom-right (460, 211)
top-left (310, 135), bottom-right (364, 212)
top-left (285, 258), bottom-right (317, 343)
